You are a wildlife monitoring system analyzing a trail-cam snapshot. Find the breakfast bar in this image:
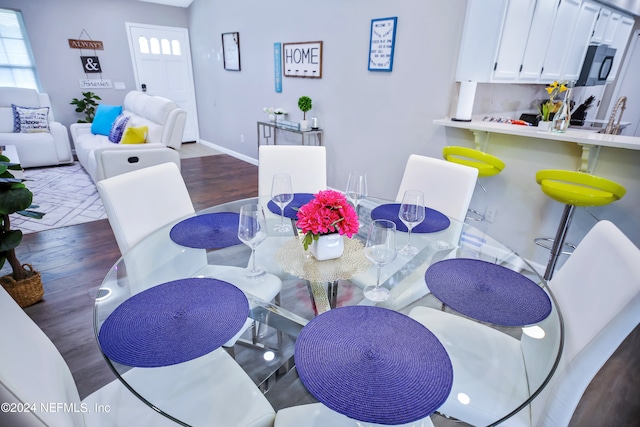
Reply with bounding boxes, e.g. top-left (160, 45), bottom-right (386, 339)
top-left (434, 118), bottom-right (640, 174)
